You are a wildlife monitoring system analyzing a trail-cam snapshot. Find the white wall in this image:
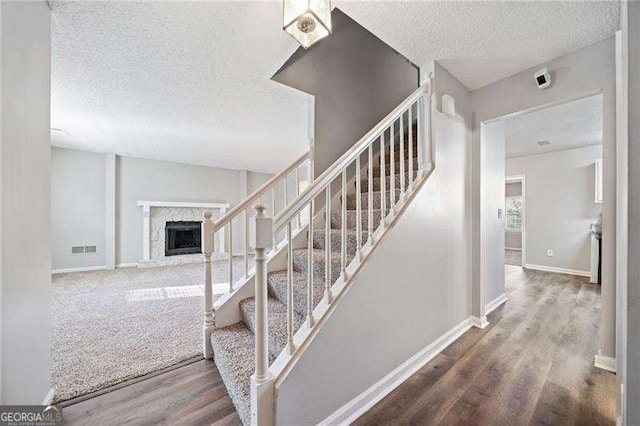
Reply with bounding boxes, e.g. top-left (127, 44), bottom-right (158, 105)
top-left (507, 146), bottom-right (603, 273)
top-left (481, 122), bottom-right (506, 307)
top-left (0, 0), bottom-right (52, 403)
top-left (470, 37), bottom-right (616, 358)
top-left (276, 64), bottom-right (471, 424)
top-left (51, 148), bottom-right (106, 270)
